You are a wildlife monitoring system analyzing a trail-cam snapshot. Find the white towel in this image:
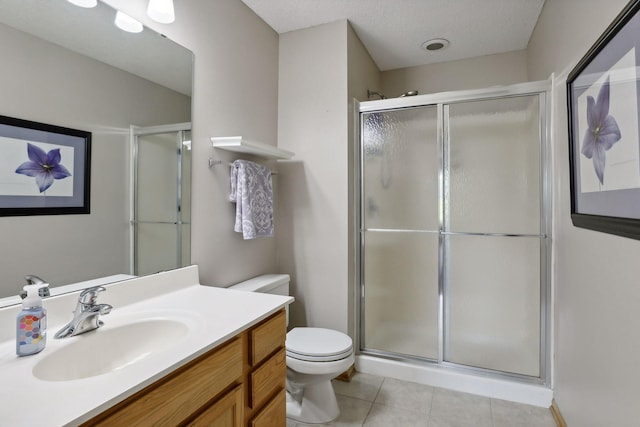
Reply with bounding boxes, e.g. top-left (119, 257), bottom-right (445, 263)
top-left (229, 159), bottom-right (274, 239)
